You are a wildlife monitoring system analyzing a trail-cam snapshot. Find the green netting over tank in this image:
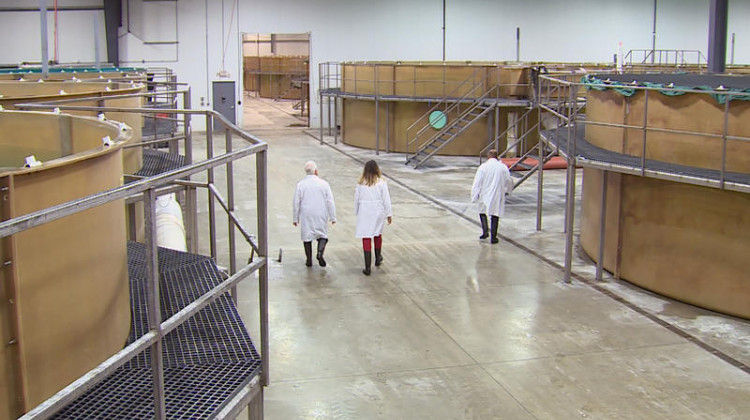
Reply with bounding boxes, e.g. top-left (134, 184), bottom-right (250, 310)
top-left (580, 74), bottom-right (750, 104)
